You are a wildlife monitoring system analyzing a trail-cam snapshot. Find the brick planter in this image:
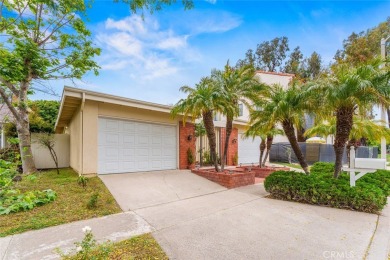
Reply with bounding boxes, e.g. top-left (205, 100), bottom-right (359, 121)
top-left (236, 166), bottom-right (290, 178)
top-left (191, 169), bottom-right (255, 189)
